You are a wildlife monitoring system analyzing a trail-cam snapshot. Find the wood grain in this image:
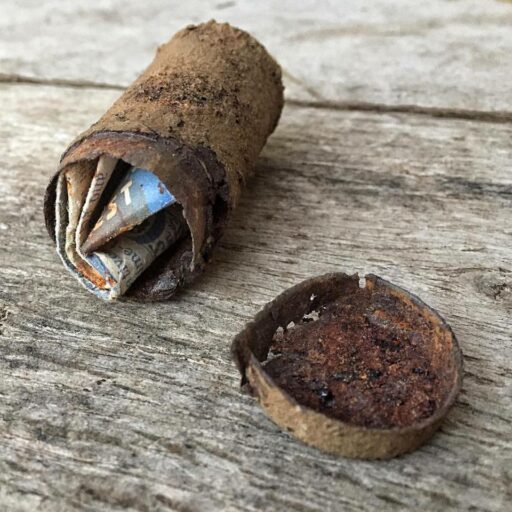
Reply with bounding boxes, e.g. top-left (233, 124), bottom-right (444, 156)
top-left (0, 82), bottom-right (511, 511)
top-left (2, 0), bottom-right (512, 112)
